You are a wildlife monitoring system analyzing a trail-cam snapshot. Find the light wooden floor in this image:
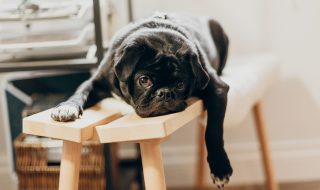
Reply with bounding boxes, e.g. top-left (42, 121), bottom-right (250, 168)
top-left (169, 181), bottom-right (320, 190)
